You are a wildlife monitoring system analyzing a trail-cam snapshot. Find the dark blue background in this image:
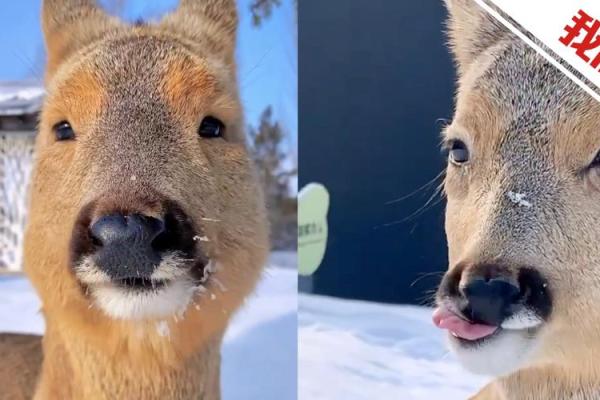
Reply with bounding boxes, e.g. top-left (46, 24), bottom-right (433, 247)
top-left (299, 0), bottom-right (456, 304)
